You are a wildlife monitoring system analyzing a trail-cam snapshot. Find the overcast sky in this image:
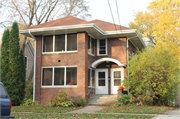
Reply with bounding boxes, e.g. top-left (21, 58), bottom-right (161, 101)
top-left (0, 0), bottom-right (154, 40)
